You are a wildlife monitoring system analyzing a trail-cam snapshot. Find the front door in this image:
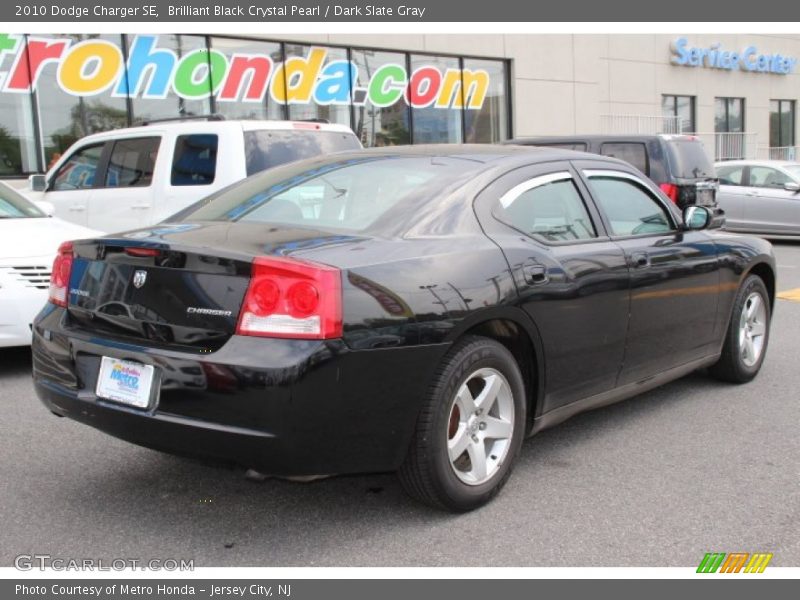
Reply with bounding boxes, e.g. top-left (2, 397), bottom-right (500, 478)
top-left (577, 164), bottom-right (721, 386)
